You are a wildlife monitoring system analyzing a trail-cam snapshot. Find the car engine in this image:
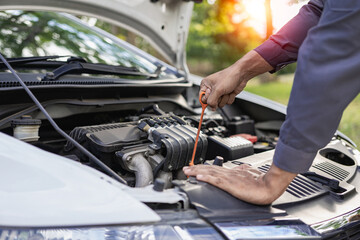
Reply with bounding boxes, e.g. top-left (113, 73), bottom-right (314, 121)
top-left (60, 106), bottom-right (263, 188)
